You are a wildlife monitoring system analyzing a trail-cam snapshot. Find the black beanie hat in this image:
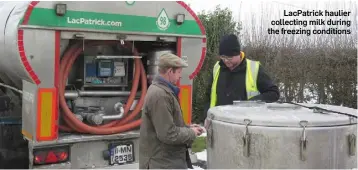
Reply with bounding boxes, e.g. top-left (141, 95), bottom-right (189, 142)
top-left (219, 34), bottom-right (241, 57)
